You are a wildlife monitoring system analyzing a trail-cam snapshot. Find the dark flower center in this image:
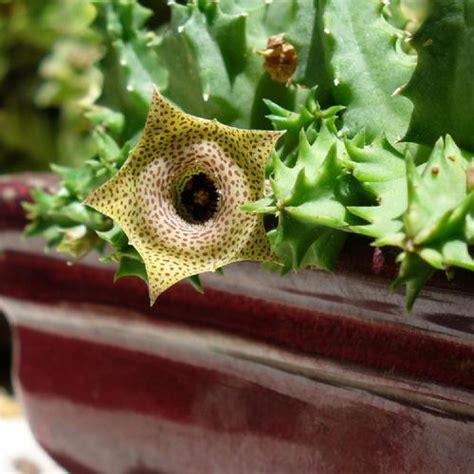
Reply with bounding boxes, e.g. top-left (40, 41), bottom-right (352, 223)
top-left (177, 172), bottom-right (220, 224)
